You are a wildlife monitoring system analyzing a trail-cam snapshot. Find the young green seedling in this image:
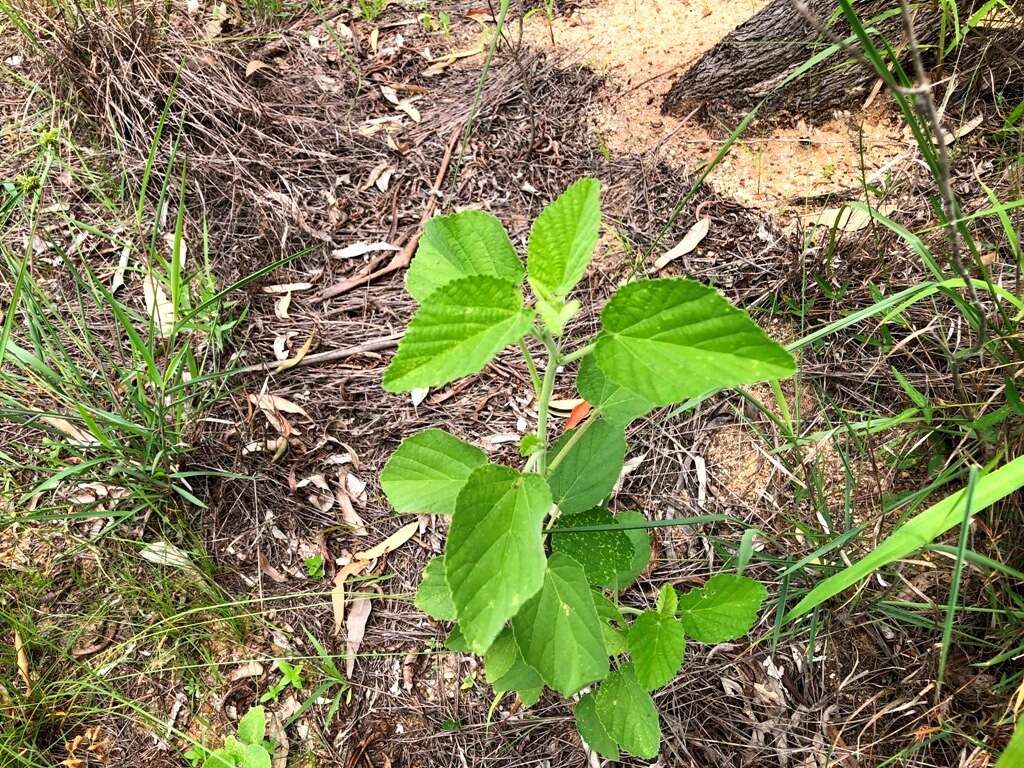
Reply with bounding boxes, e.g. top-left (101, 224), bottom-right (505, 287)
top-left (379, 179), bottom-right (794, 759)
top-left (184, 706), bottom-right (273, 768)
